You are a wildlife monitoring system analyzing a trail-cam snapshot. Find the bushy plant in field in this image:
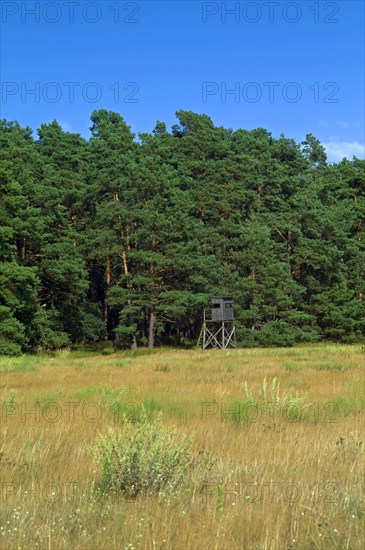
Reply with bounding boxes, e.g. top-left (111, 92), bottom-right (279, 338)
top-left (92, 407), bottom-right (193, 498)
top-left (244, 376), bottom-right (308, 408)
